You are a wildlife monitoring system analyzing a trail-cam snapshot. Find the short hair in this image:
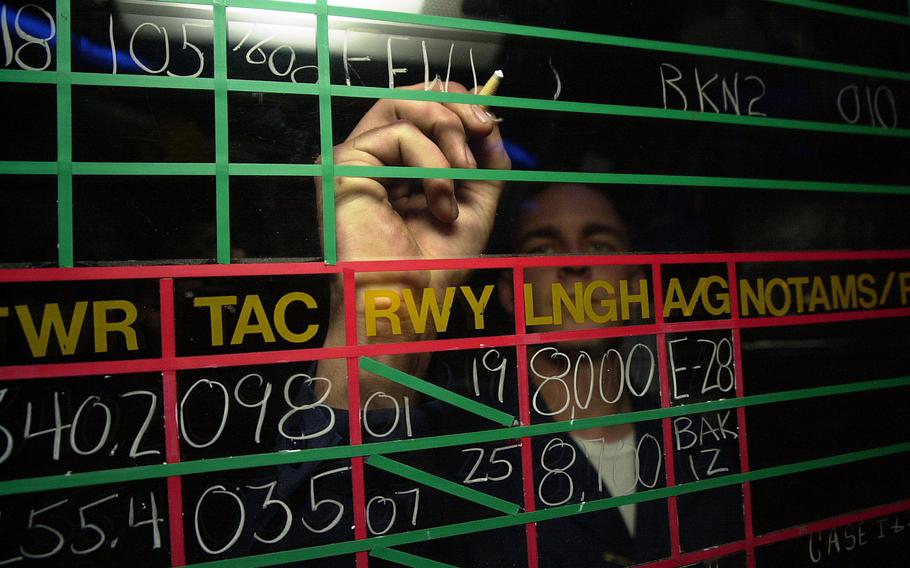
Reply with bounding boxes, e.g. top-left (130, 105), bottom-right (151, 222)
top-left (487, 182), bottom-right (645, 256)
